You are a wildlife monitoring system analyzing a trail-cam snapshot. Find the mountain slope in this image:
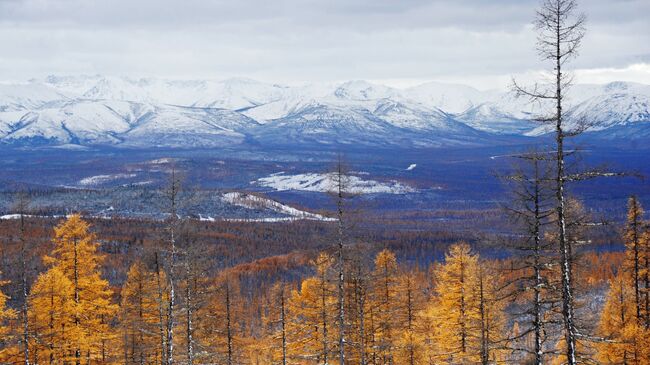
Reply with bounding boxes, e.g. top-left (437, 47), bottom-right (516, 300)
top-left (0, 76), bottom-right (648, 148)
